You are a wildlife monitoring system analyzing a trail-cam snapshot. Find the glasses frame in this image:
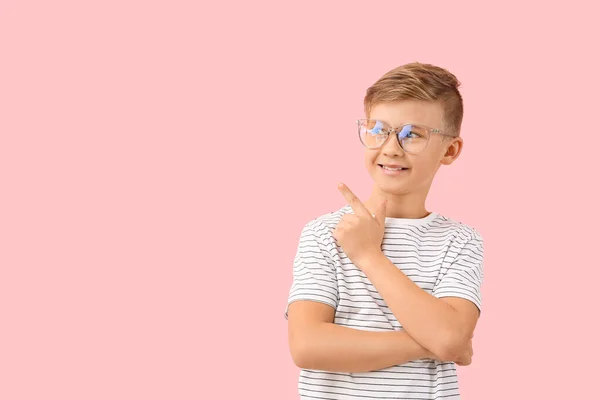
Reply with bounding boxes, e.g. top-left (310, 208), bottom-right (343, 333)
top-left (356, 119), bottom-right (457, 154)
